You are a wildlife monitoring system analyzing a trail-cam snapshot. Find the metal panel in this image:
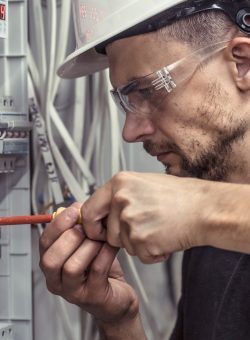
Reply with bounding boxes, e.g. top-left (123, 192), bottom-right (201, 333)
top-left (0, 1), bottom-right (32, 339)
